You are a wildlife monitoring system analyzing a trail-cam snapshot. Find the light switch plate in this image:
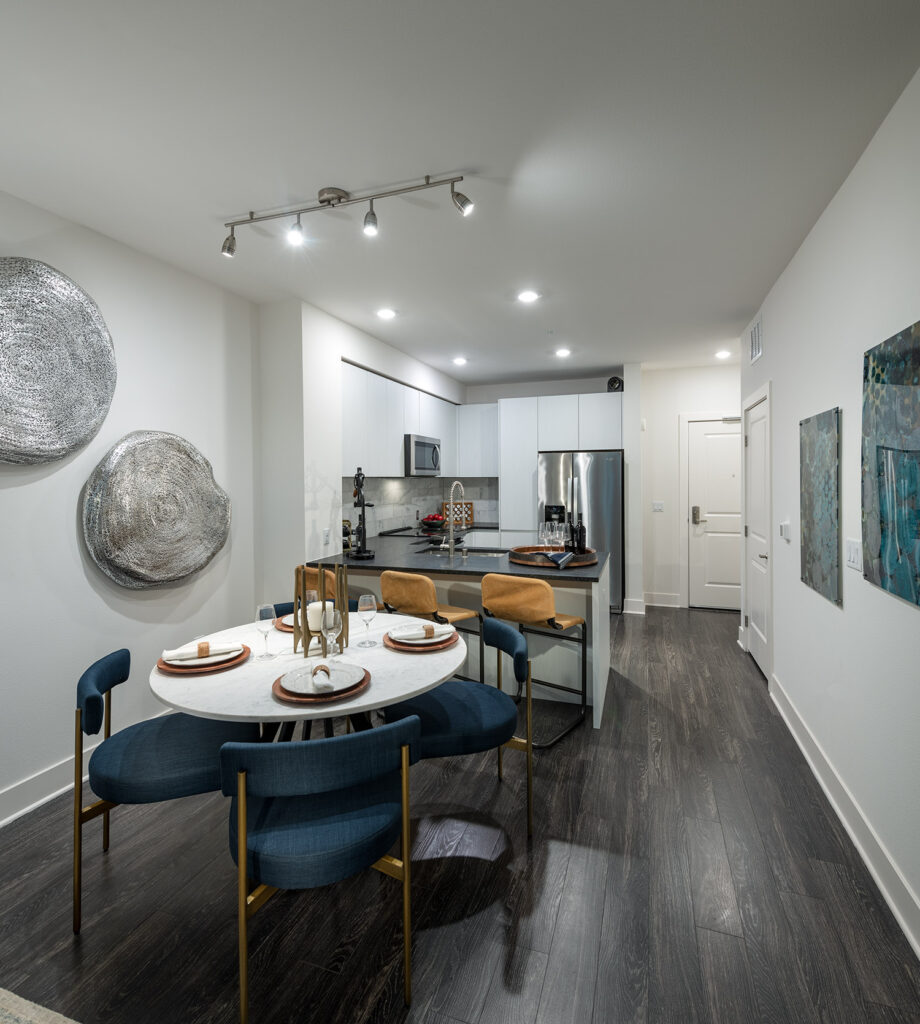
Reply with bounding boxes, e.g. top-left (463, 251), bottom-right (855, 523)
top-left (322, 528), bottom-right (330, 545)
top-left (846, 538), bottom-right (862, 570)
top-left (652, 500), bottom-right (664, 512)
top-left (779, 520), bottom-right (791, 541)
